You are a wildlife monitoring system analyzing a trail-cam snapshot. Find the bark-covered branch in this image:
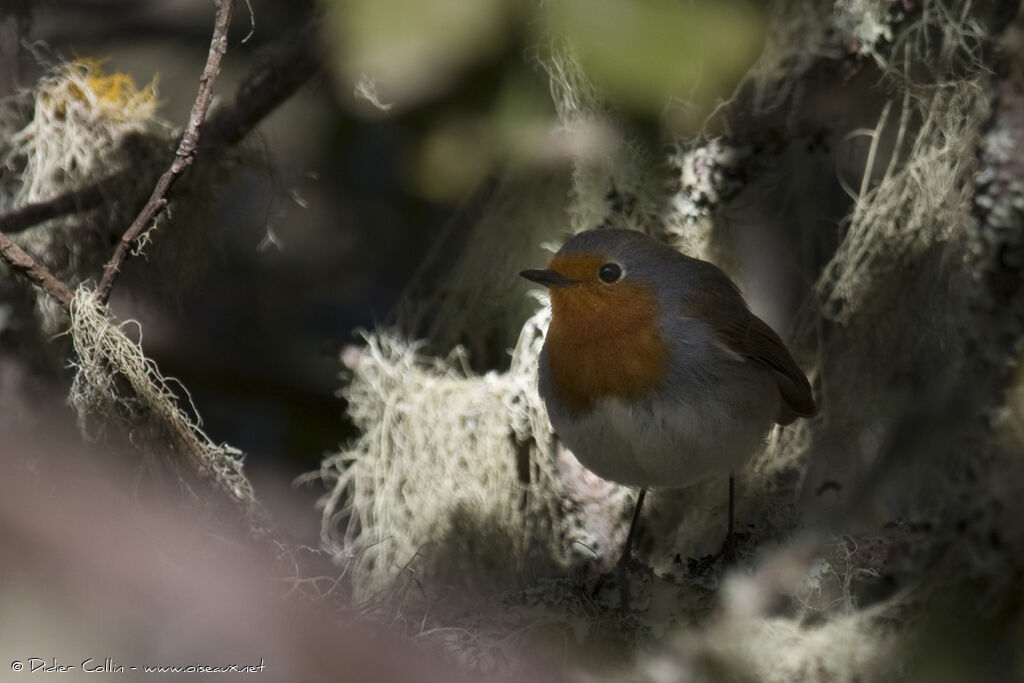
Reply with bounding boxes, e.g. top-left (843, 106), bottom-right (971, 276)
top-left (0, 230), bottom-right (73, 307)
top-left (95, 0), bottom-right (235, 304)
